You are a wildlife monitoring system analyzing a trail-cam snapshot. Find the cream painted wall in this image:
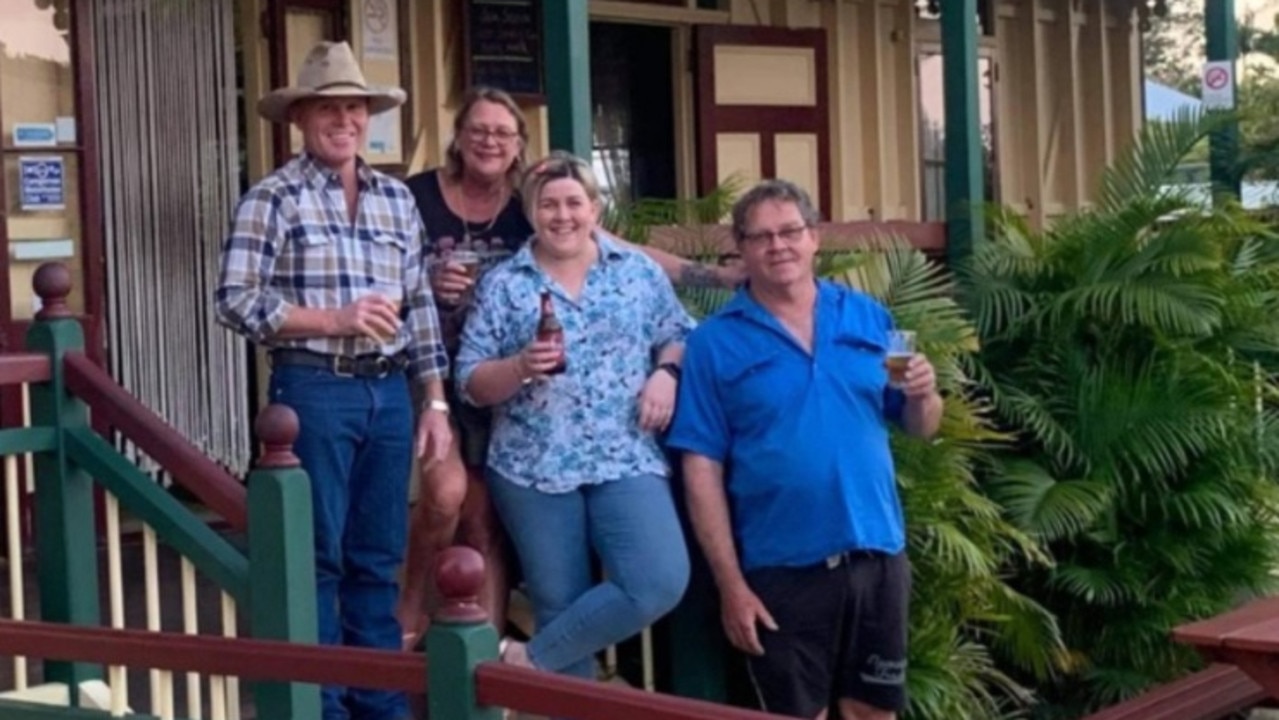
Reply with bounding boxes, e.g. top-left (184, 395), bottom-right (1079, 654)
top-left (236, 0), bottom-right (1143, 227)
